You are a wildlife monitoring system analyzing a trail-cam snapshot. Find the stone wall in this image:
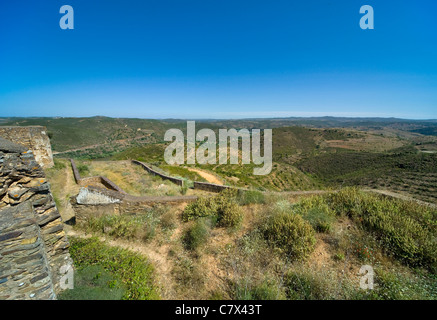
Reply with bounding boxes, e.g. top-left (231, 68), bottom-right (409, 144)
top-left (132, 160), bottom-right (184, 186)
top-left (0, 126), bottom-right (54, 169)
top-left (0, 137), bottom-right (72, 300)
top-left (70, 158), bottom-right (126, 193)
top-left (192, 181), bottom-right (235, 193)
top-left (71, 186), bottom-right (198, 223)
